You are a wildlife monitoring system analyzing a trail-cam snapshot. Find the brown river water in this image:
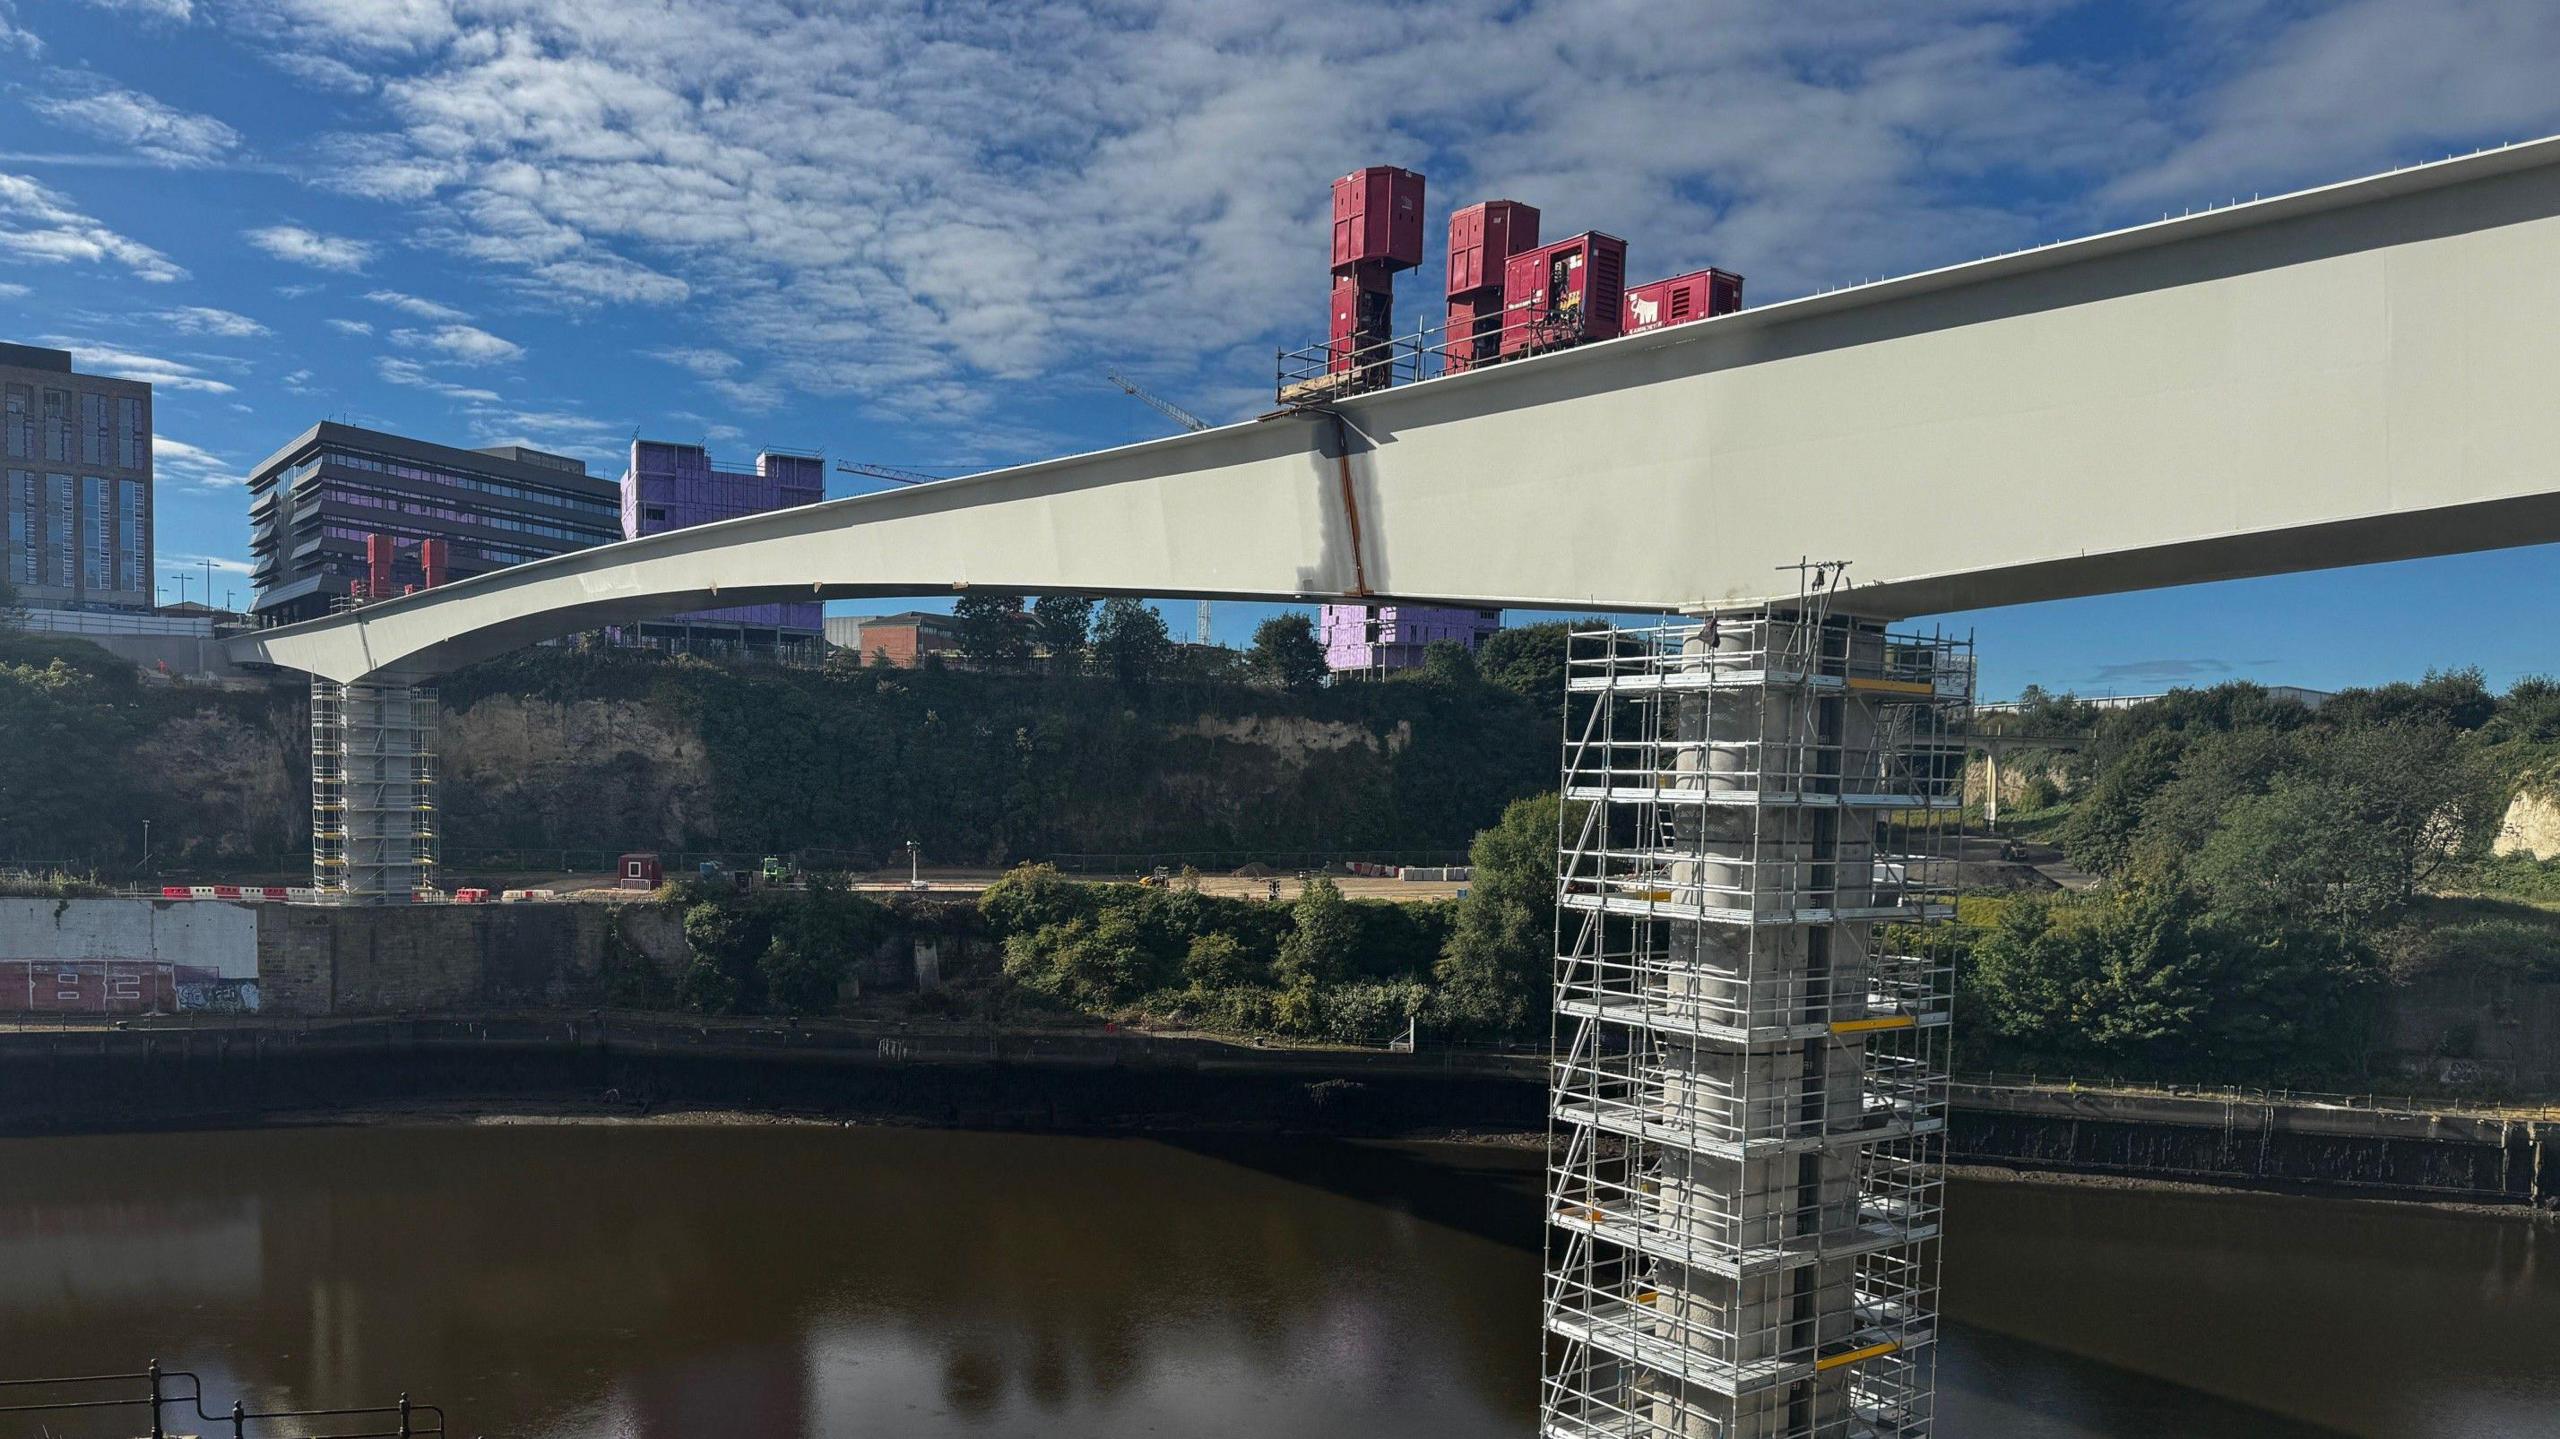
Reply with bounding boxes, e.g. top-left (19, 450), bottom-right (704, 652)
top-left (1, 1124), bottom-right (2552, 1437)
